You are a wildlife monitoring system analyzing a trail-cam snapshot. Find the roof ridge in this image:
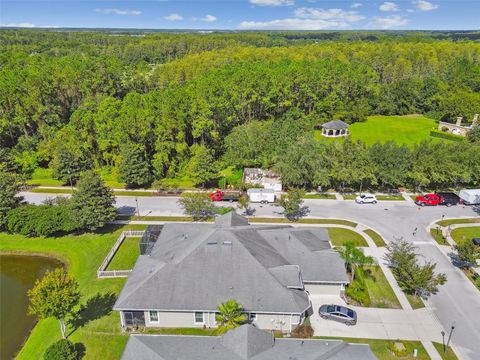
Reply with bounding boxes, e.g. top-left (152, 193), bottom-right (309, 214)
top-left (314, 341), bottom-right (349, 360)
